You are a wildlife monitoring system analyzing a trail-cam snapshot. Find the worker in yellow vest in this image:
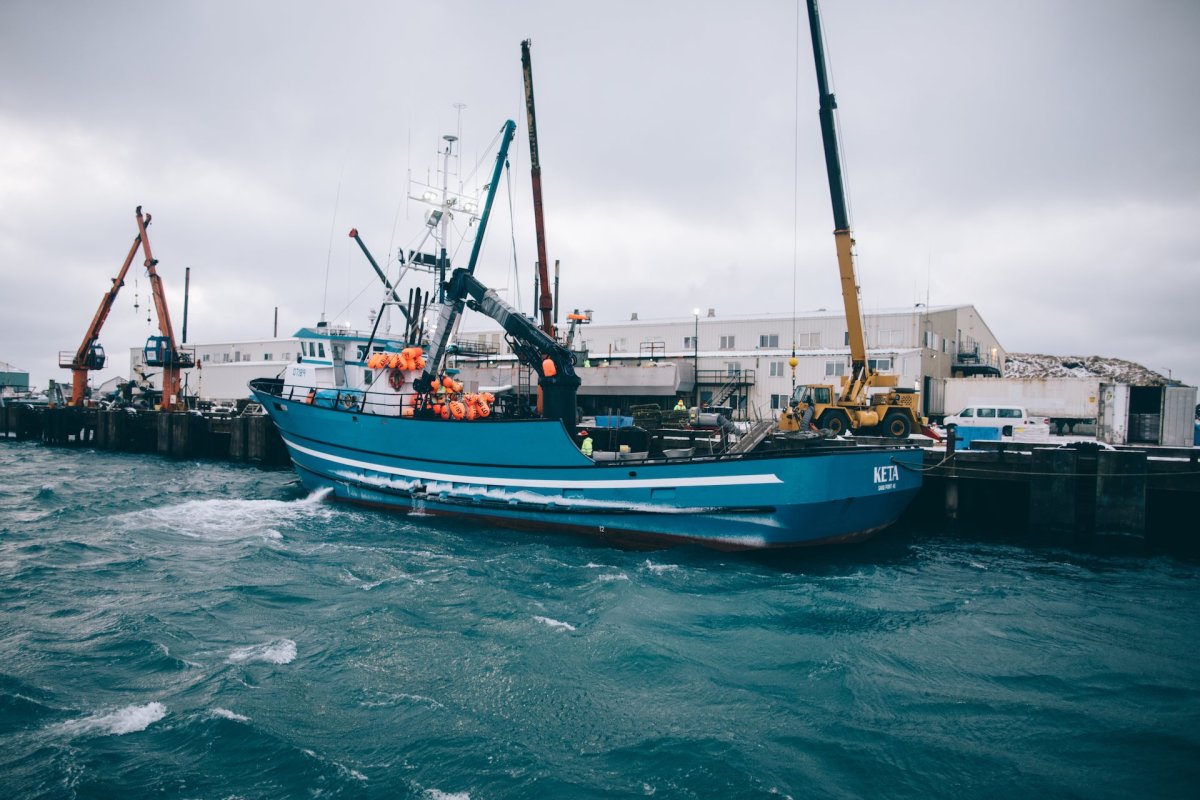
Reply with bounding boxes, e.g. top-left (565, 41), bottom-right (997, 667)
top-left (673, 398), bottom-right (686, 412)
top-left (578, 429), bottom-right (593, 457)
